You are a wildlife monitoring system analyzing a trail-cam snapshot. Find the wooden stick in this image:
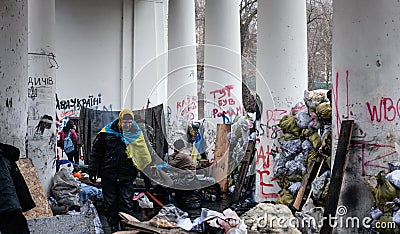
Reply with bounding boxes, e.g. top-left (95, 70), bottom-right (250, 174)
top-left (293, 160), bottom-right (316, 210)
top-left (145, 191), bottom-right (164, 208)
top-left (306, 161), bottom-right (325, 202)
